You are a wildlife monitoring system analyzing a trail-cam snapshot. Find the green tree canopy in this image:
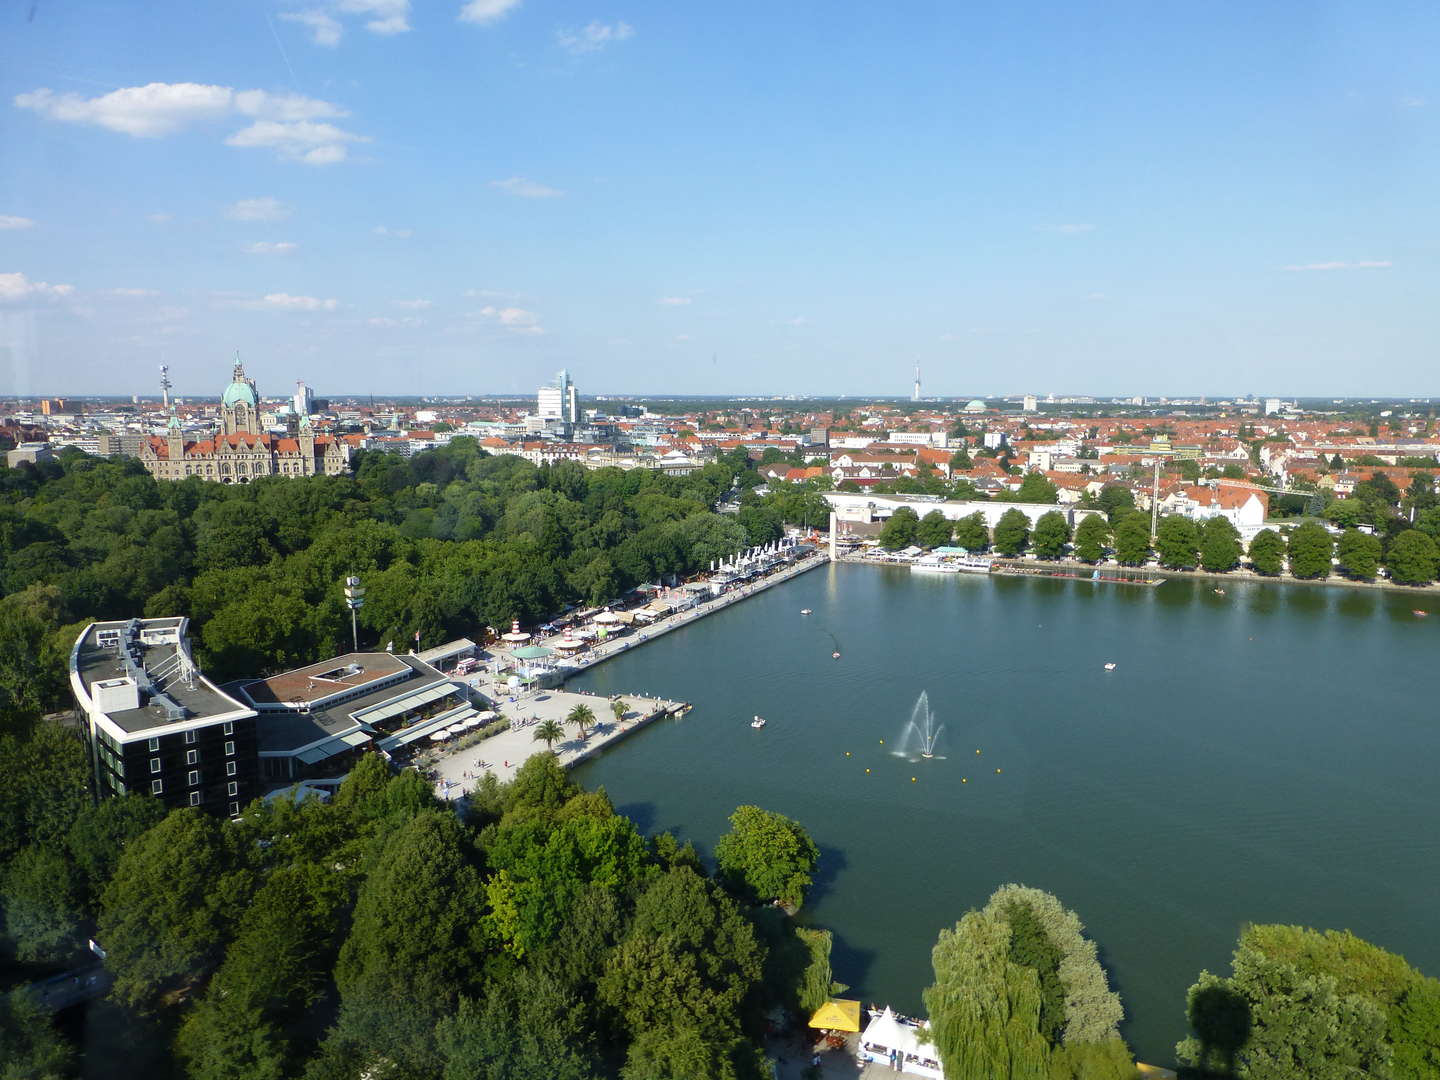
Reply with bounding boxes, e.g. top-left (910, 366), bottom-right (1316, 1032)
top-left (1336, 528), bottom-right (1383, 580)
top-left (714, 804), bottom-right (820, 910)
top-left (878, 506), bottom-right (921, 550)
top-left (916, 510), bottom-right (954, 549)
top-left (1030, 511), bottom-right (1071, 560)
top-left (1155, 515), bottom-right (1200, 569)
top-left (1199, 516), bottom-right (1242, 573)
top-left (1386, 529), bottom-right (1439, 585)
top-left (1072, 515), bottom-right (1111, 563)
top-left (1112, 515), bottom-right (1152, 566)
top-left (1248, 529), bottom-right (1285, 575)
top-left (952, 512), bottom-right (990, 553)
top-left (992, 509), bottom-right (1031, 557)
top-left (1286, 522), bottom-right (1334, 579)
